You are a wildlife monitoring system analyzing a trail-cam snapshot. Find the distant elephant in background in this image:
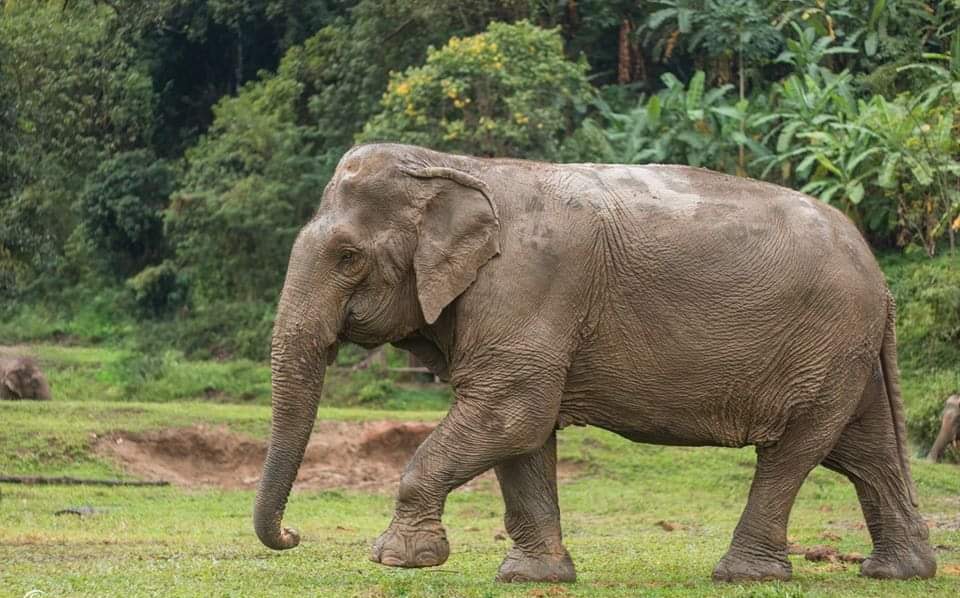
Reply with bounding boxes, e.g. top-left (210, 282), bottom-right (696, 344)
top-left (928, 395), bottom-right (959, 463)
top-left (254, 143), bottom-right (935, 583)
top-left (0, 356), bottom-right (51, 400)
